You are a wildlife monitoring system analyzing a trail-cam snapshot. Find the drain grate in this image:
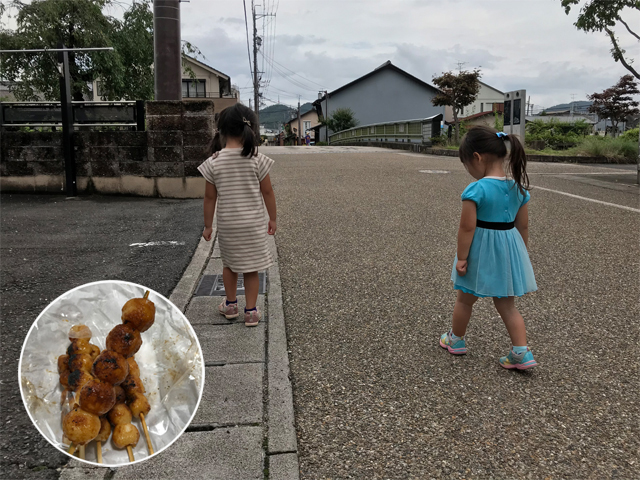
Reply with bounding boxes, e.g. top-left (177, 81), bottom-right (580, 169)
top-left (194, 272), bottom-right (266, 296)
